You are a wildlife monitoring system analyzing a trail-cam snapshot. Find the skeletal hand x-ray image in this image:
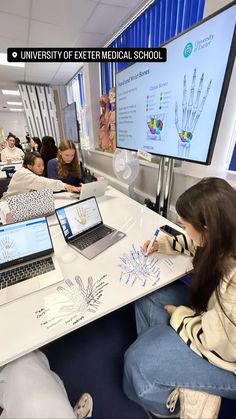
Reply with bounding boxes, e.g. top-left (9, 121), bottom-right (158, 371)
top-left (175, 68), bottom-right (211, 157)
top-left (75, 207), bottom-right (87, 225)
